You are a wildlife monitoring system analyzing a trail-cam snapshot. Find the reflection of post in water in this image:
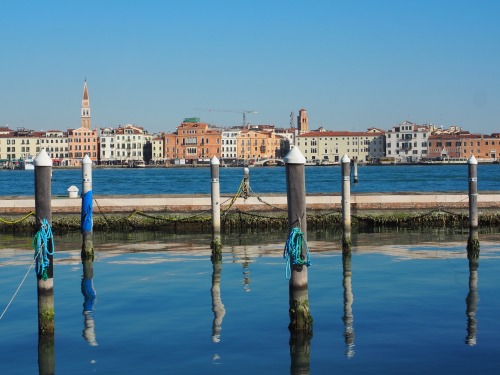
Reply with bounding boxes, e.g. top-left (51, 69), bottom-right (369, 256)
top-left (342, 250), bottom-right (355, 358)
top-left (38, 334), bottom-right (55, 375)
top-left (465, 229), bottom-right (479, 346)
top-left (242, 246), bottom-right (251, 292)
top-left (82, 257), bottom-right (98, 346)
top-left (211, 251), bottom-right (226, 343)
